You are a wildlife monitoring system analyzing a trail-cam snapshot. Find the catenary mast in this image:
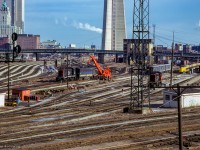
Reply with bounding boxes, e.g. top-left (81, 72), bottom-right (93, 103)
top-left (130, 0), bottom-right (150, 112)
